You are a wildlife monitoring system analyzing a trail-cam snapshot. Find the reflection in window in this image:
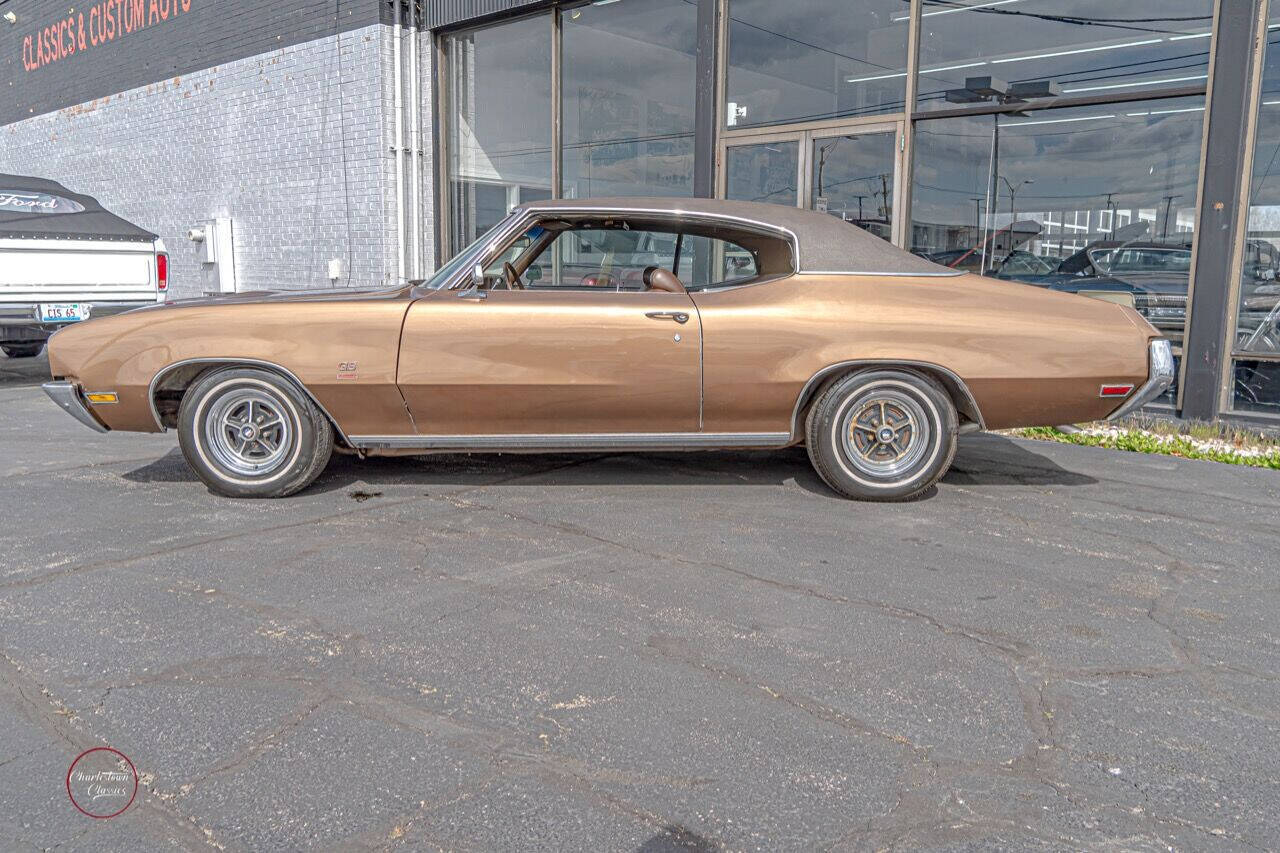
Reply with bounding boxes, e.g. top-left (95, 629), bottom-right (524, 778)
top-left (679, 235), bottom-right (760, 289)
top-left (1233, 4), bottom-right (1280, 415)
top-left (536, 228), bottom-right (679, 289)
top-left (811, 133), bottom-right (895, 241)
top-left (561, 0), bottom-right (695, 199)
top-left (726, 0), bottom-right (908, 128)
top-left (916, 1), bottom-right (1214, 112)
top-left (910, 97), bottom-right (1206, 353)
top-left (725, 141), bottom-right (799, 205)
top-left (444, 17), bottom-right (552, 257)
